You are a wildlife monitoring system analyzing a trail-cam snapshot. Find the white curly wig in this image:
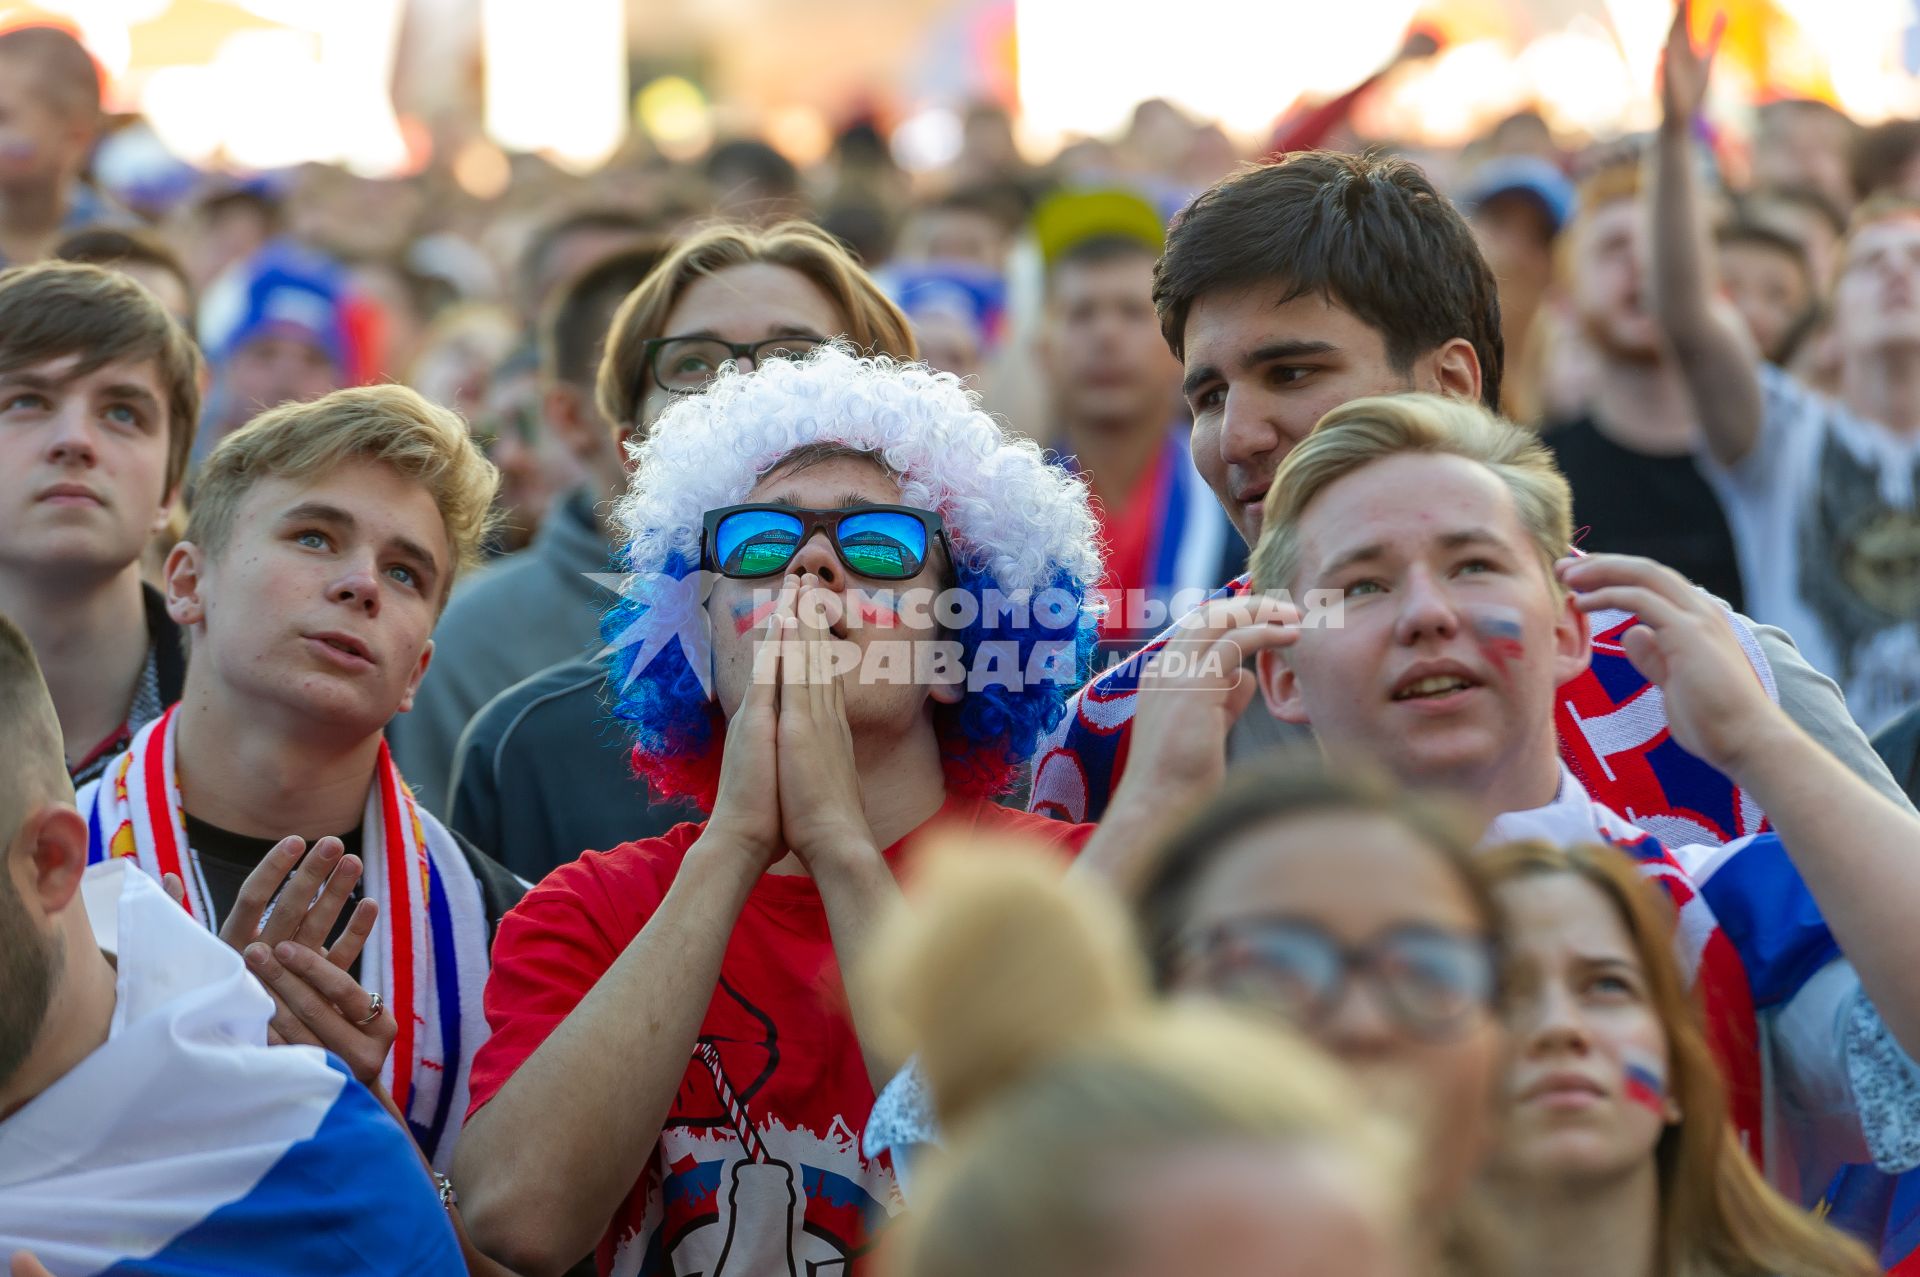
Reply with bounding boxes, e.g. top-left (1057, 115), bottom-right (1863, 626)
top-left (613, 343), bottom-right (1102, 591)
top-left (601, 343), bottom-right (1106, 807)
